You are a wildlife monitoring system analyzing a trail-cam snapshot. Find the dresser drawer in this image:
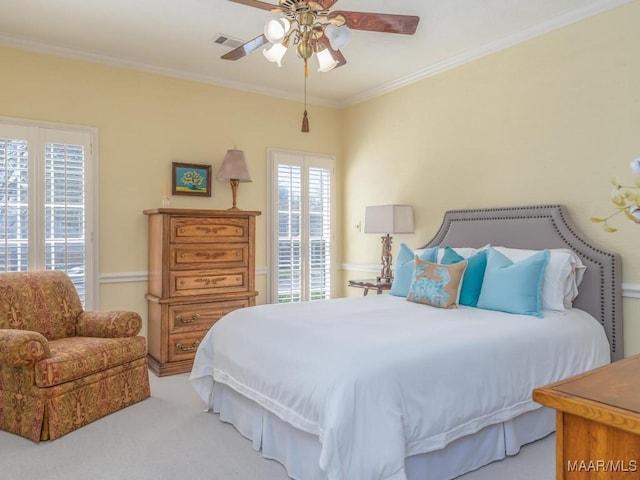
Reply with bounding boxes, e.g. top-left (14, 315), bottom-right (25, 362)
top-left (170, 243), bottom-right (247, 269)
top-left (169, 299), bottom-right (249, 333)
top-left (171, 217), bottom-right (248, 244)
top-left (170, 268), bottom-right (249, 297)
top-left (168, 331), bottom-right (205, 362)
